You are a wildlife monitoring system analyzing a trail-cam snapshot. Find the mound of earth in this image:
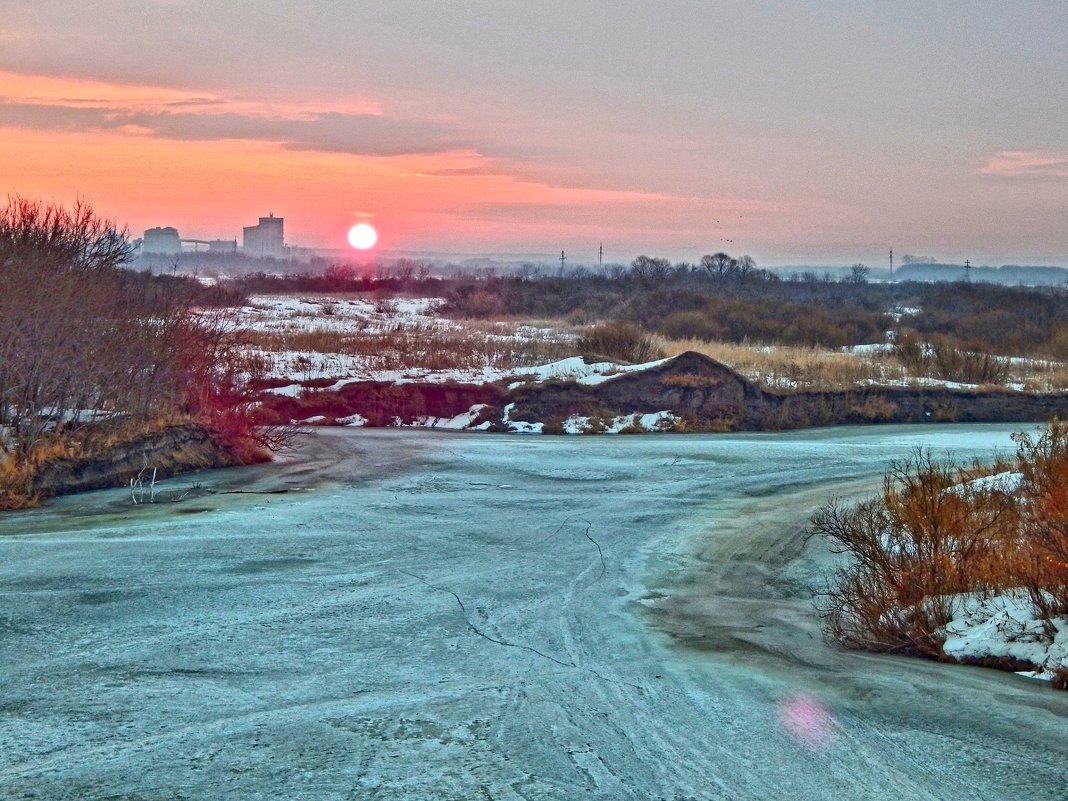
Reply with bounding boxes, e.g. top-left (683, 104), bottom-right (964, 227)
top-left (253, 352), bottom-right (1068, 433)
